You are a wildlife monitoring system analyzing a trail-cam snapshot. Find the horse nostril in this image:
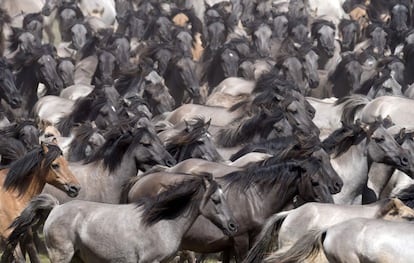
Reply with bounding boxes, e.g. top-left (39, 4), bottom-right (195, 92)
top-left (228, 222), bottom-right (238, 232)
top-left (68, 185), bottom-right (81, 196)
top-left (401, 156), bottom-right (409, 166)
top-left (165, 158), bottom-right (176, 167)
